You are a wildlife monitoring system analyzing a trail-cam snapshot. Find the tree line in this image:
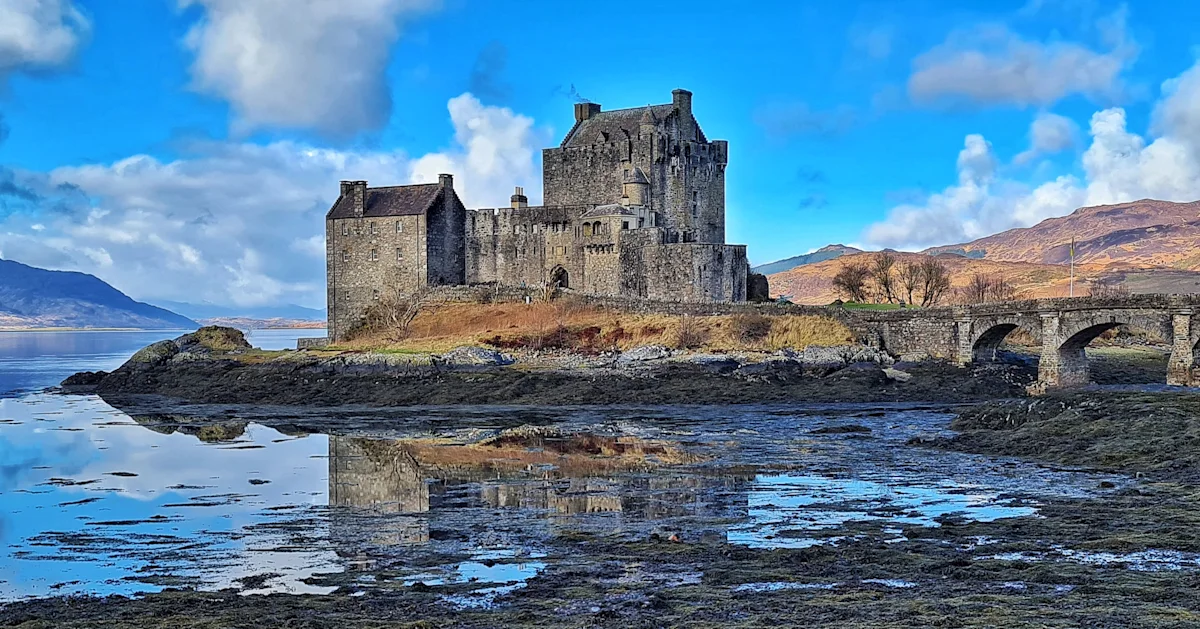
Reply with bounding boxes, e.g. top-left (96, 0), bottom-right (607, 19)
top-left (832, 252), bottom-right (1020, 306)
